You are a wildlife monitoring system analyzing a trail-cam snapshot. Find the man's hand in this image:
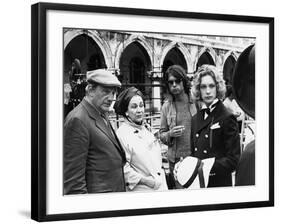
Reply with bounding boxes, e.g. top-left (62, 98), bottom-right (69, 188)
top-left (169, 126), bottom-right (185, 138)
